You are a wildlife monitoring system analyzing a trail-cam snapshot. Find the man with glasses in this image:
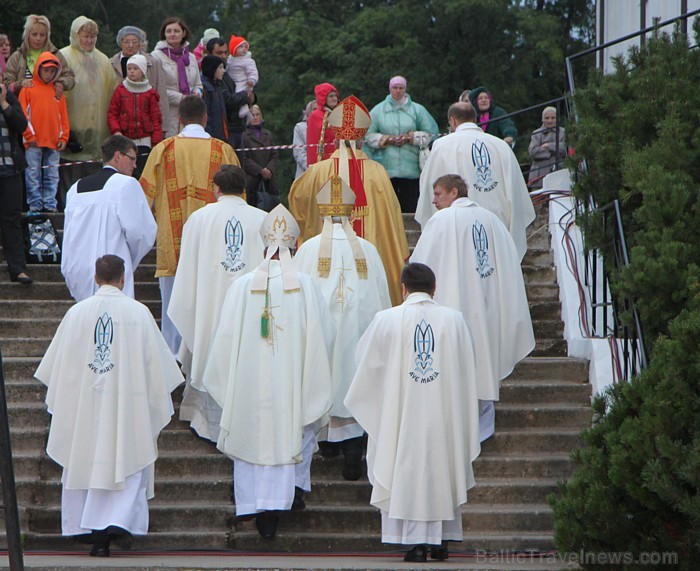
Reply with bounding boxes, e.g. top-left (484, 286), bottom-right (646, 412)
top-left (61, 135), bottom-right (157, 301)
